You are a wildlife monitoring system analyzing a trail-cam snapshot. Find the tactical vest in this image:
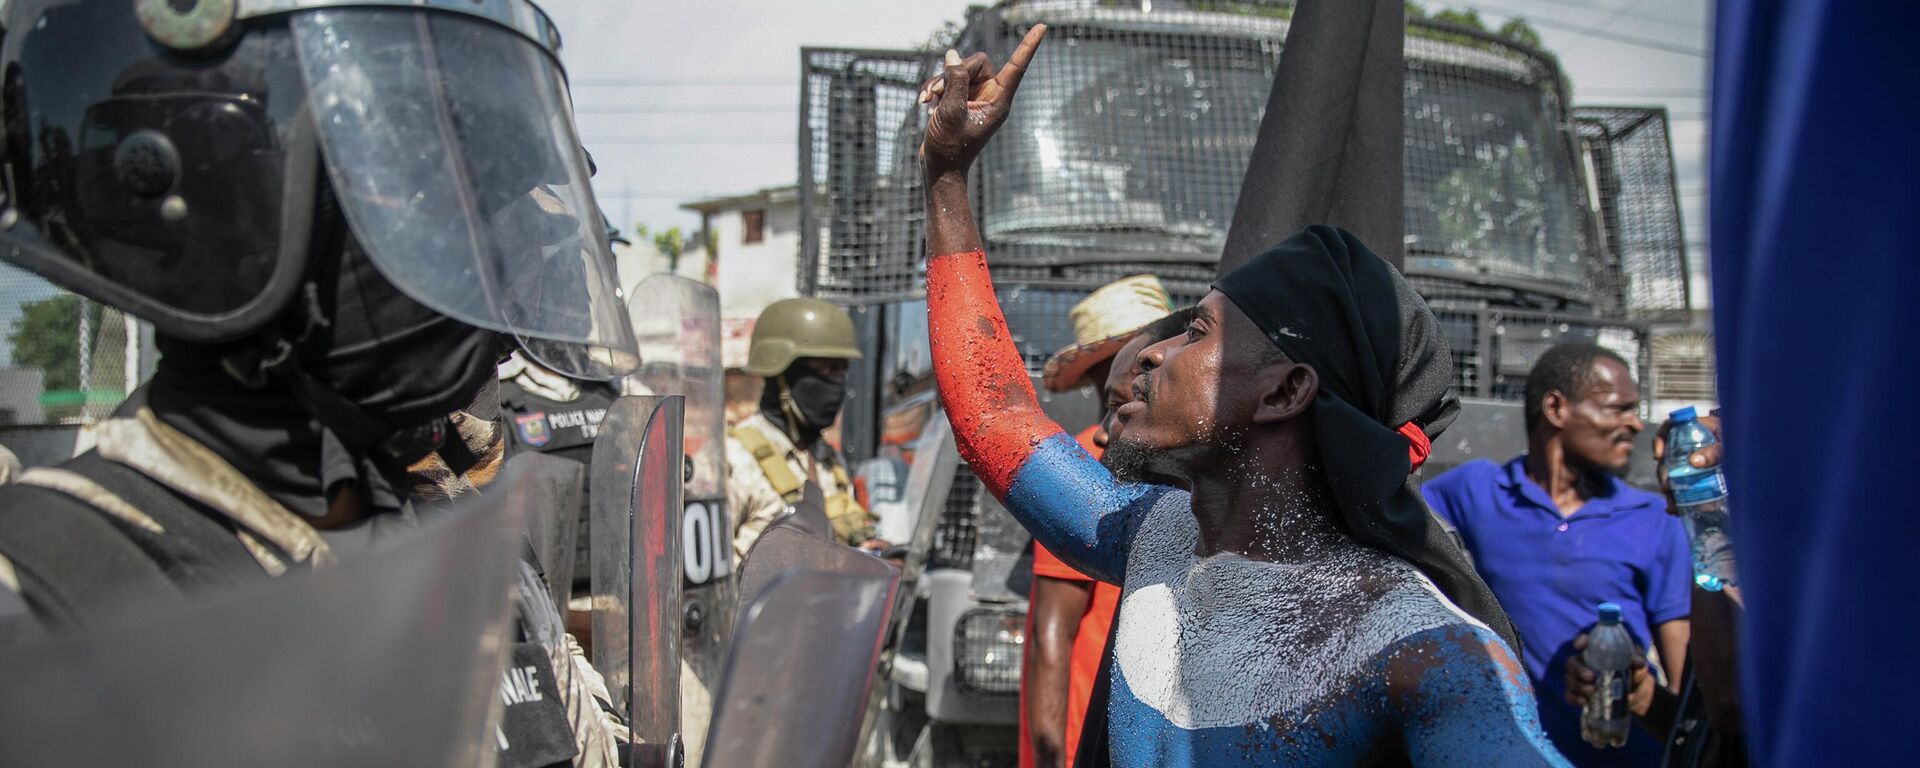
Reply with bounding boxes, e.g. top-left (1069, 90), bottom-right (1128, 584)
top-left (500, 381), bottom-right (616, 461)
top-left (0, 453), bottom-right (279, 635)
top-left (727, 423), bottom-right (873, 546)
